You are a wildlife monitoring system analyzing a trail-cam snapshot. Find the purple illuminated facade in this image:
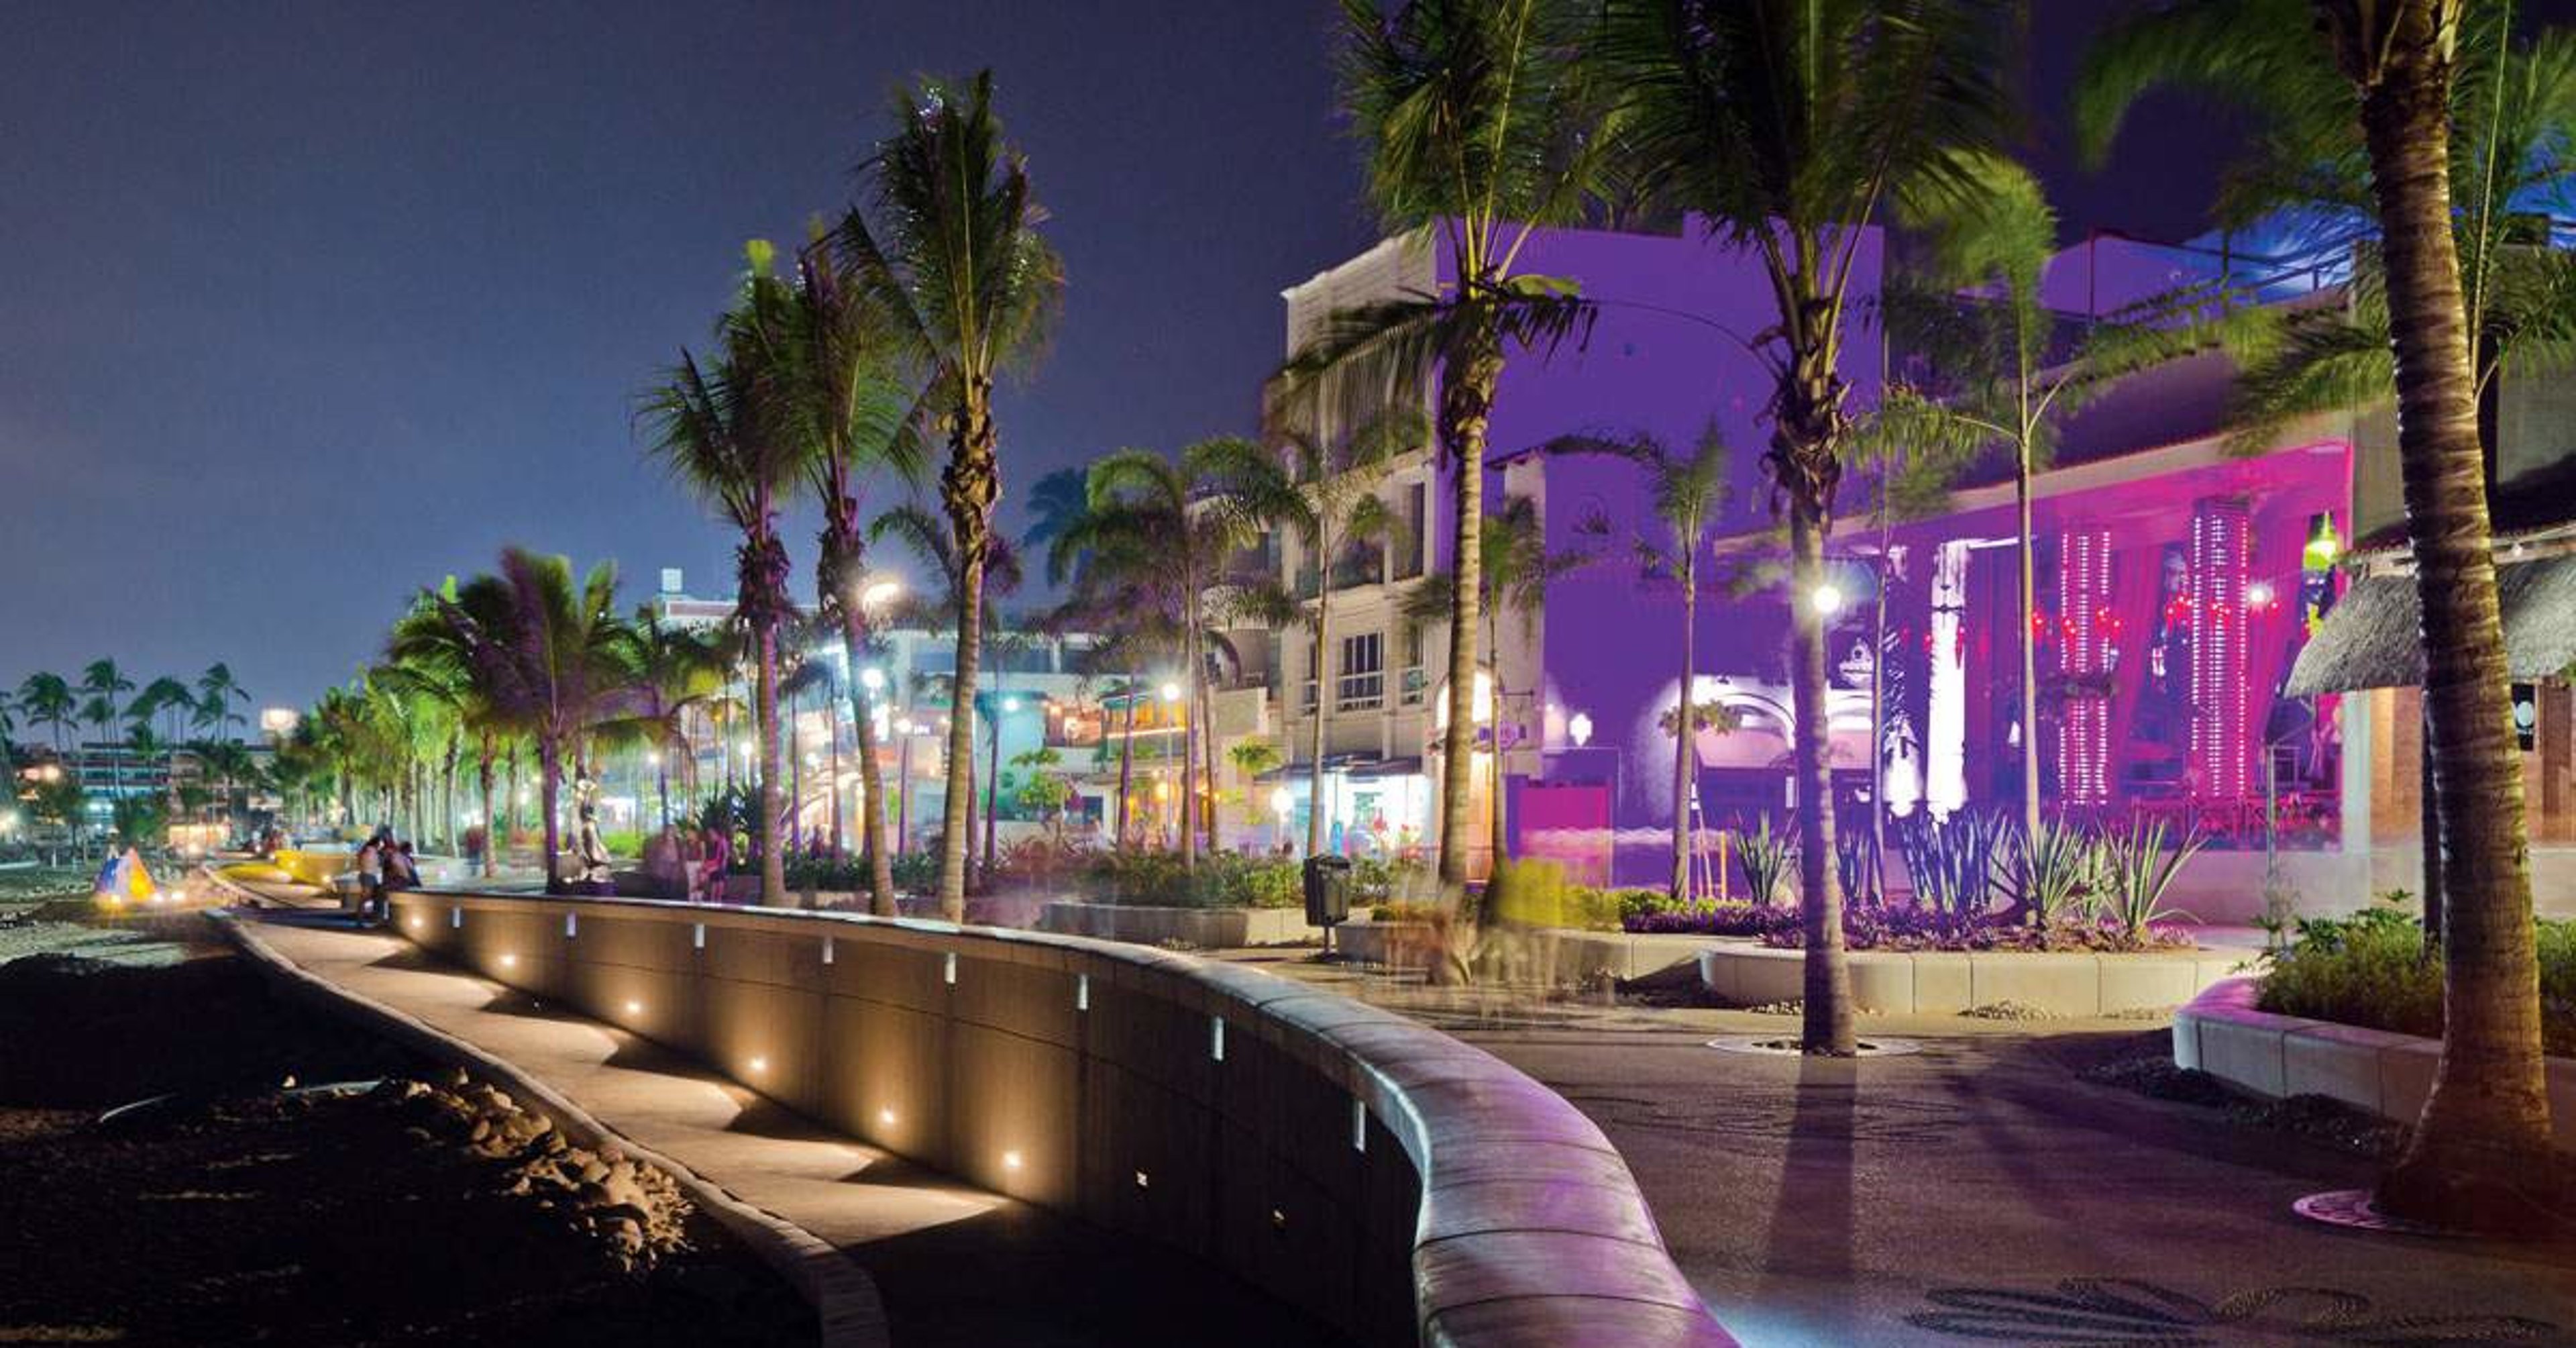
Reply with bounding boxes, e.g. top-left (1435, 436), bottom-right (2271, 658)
top-left (1251, 222), bottom-right (2576, 916)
